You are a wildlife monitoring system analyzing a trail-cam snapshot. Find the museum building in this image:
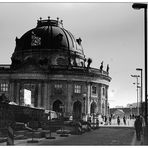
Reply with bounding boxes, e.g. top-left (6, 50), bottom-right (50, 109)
top-left (0, 17), bottom-right (111, 119)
